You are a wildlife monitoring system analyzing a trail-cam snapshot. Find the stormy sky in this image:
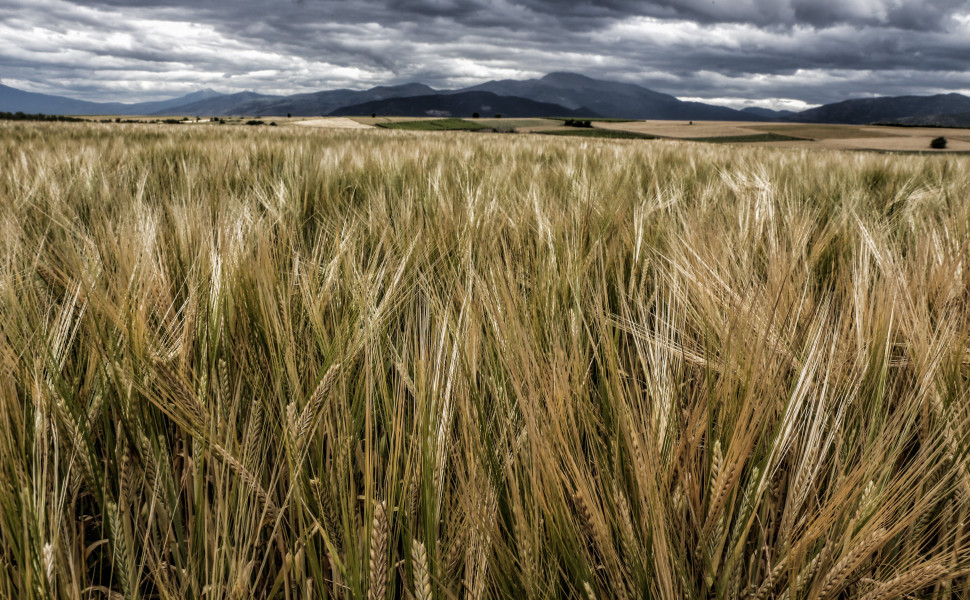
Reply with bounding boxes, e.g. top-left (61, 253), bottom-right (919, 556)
top-left (2, 0), bottom-right (969, 111)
